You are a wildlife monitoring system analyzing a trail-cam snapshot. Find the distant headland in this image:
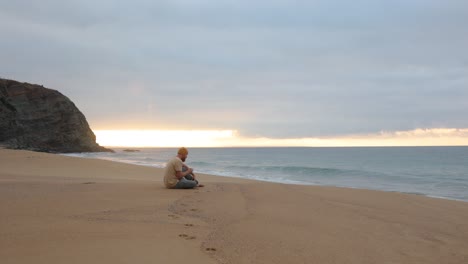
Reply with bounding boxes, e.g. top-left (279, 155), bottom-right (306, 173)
top-left (0, 78), bottom-right (112, 153)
